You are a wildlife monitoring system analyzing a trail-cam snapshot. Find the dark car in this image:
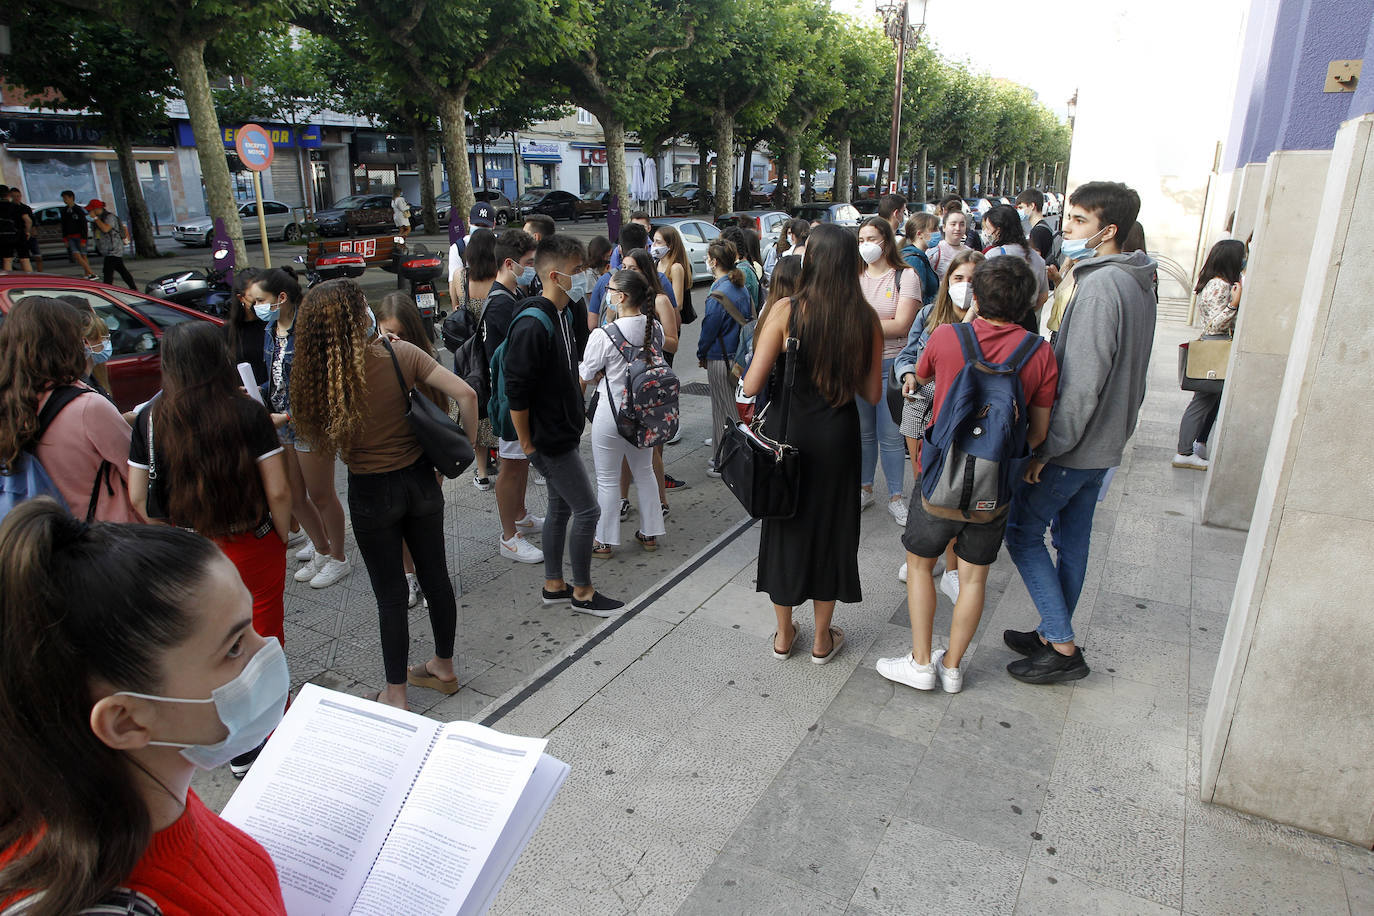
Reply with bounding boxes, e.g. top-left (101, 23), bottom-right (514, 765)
top-left (662, 186), bottom-right (714, 214)
top-left (515, 188), bottom-right (579, 221)
top-left (575, 190), bottom-right (611, 220)
top-left (0, 275), bottom-right (223, 411)
top-left (427, 190), bottom-right (513, 226)
top-left (852, 199), bottom-right (881, 216)
top-left (312, 194), bottom-right (397, 237)
top-left (789, 203), bottom-right (861, 227)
